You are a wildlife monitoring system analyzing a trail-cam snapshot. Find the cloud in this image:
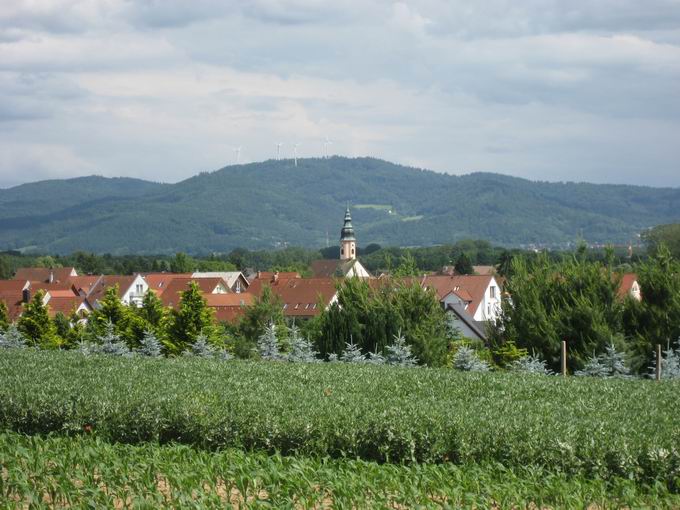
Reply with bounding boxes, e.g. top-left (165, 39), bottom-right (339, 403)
top-left (0, 0), bottom-right (678, 188)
